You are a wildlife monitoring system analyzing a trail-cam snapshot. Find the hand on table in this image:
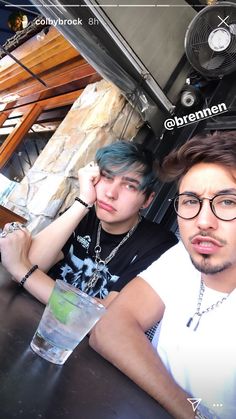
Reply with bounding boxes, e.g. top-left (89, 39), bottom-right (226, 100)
top-left (0, 222), bottom-right (32, 279)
